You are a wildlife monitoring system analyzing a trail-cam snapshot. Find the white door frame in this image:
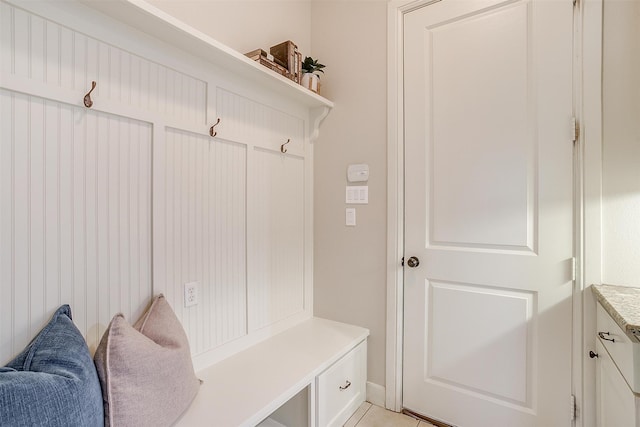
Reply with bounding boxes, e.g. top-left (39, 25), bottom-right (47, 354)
top-left (385, 0), bottom-right (427, 411)
top-left (579, 1), bottom-right (604, 426)
top-left (385, 1), bottom-right (601, 424)
top-left (385, 0), bottom-right (443, 411)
